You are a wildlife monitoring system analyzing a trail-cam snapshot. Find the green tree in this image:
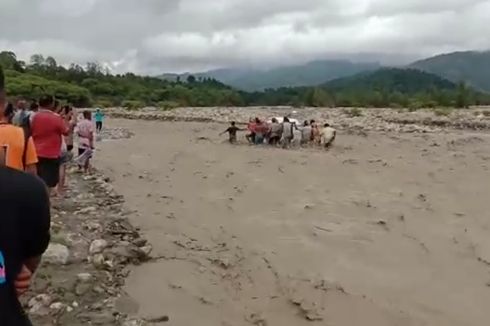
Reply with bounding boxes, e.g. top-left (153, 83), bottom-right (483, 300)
top-left (86, 62), bottom-right (102, 76)
top-left (305, 87), bottom-right (333, 107)
top-left (30, 54), bottom-right (45, 66)
top-left (0, 51), bottom-right (24, 71)
top-left (456, 81), bottom-right (469, 108)
top-left (45, 56), bottom-right (57, 68)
